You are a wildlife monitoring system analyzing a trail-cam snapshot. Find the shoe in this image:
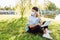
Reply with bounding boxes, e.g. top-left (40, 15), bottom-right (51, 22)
top-left (43, 33), bottom-right (53, 39)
